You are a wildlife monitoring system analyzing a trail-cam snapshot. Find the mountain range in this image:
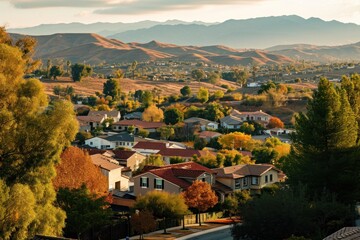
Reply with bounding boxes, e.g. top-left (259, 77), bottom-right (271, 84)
top-left (11, 33), bottom-right (292, 65)
top-left (9, 15), bottom-right (360, 49)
